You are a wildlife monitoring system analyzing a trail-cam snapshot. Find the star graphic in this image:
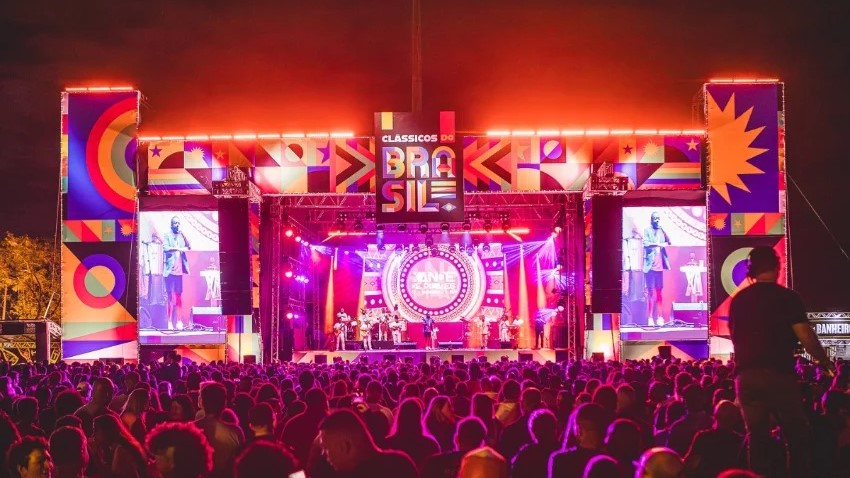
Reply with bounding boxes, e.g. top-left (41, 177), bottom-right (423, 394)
top-left (686, 138), bottom-right (699, 151)
top-left (151, 145), bottom-right (162, 157)
top-left (623, 145), bottom-right (633, 155)
top-left (214, 150), bottom-right (225, 161)
top-left (104, 226), bottom-right (113, 234)
top-left (734, 220), bottom-right (742, 228)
